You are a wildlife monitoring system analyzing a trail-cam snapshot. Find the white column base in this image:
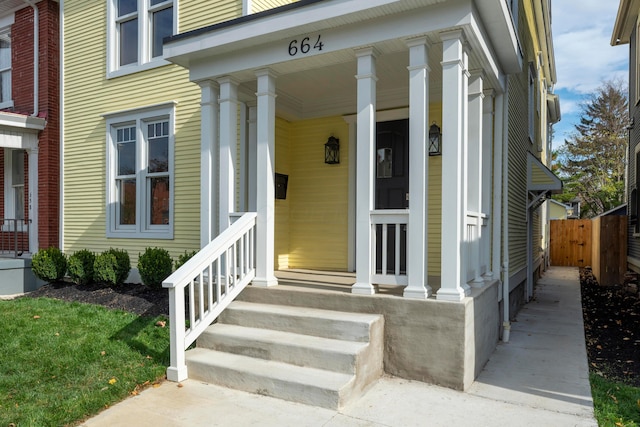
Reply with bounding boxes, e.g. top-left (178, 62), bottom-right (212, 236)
top-left (352, 282), bottom-right (376, 295)
top-left (166, 365), bottom-right (188, 382)
top-left (483, 271), bottom-right (493, 279)
top-left (252, 277), bottom-right (278, 287)
top-left (470, 276), bottom-right (485, 287)
top-left (436, 287), bottom-right (466, 301)
top-left (403, 286), bottom-right (431, 299)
